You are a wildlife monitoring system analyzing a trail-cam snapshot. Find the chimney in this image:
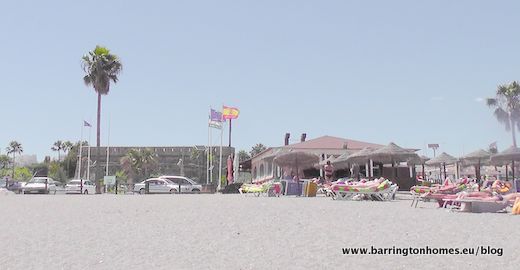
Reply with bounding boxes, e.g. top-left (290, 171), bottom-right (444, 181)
top-left (284, 133), bottom-right (290, 145)
top-left (301, 133), bottom-right (307, 142)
